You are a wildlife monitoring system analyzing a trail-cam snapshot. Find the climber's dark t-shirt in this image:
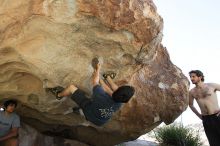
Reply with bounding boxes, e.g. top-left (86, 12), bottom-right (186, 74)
top-left (71, 85), bottom-right (121, 126)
